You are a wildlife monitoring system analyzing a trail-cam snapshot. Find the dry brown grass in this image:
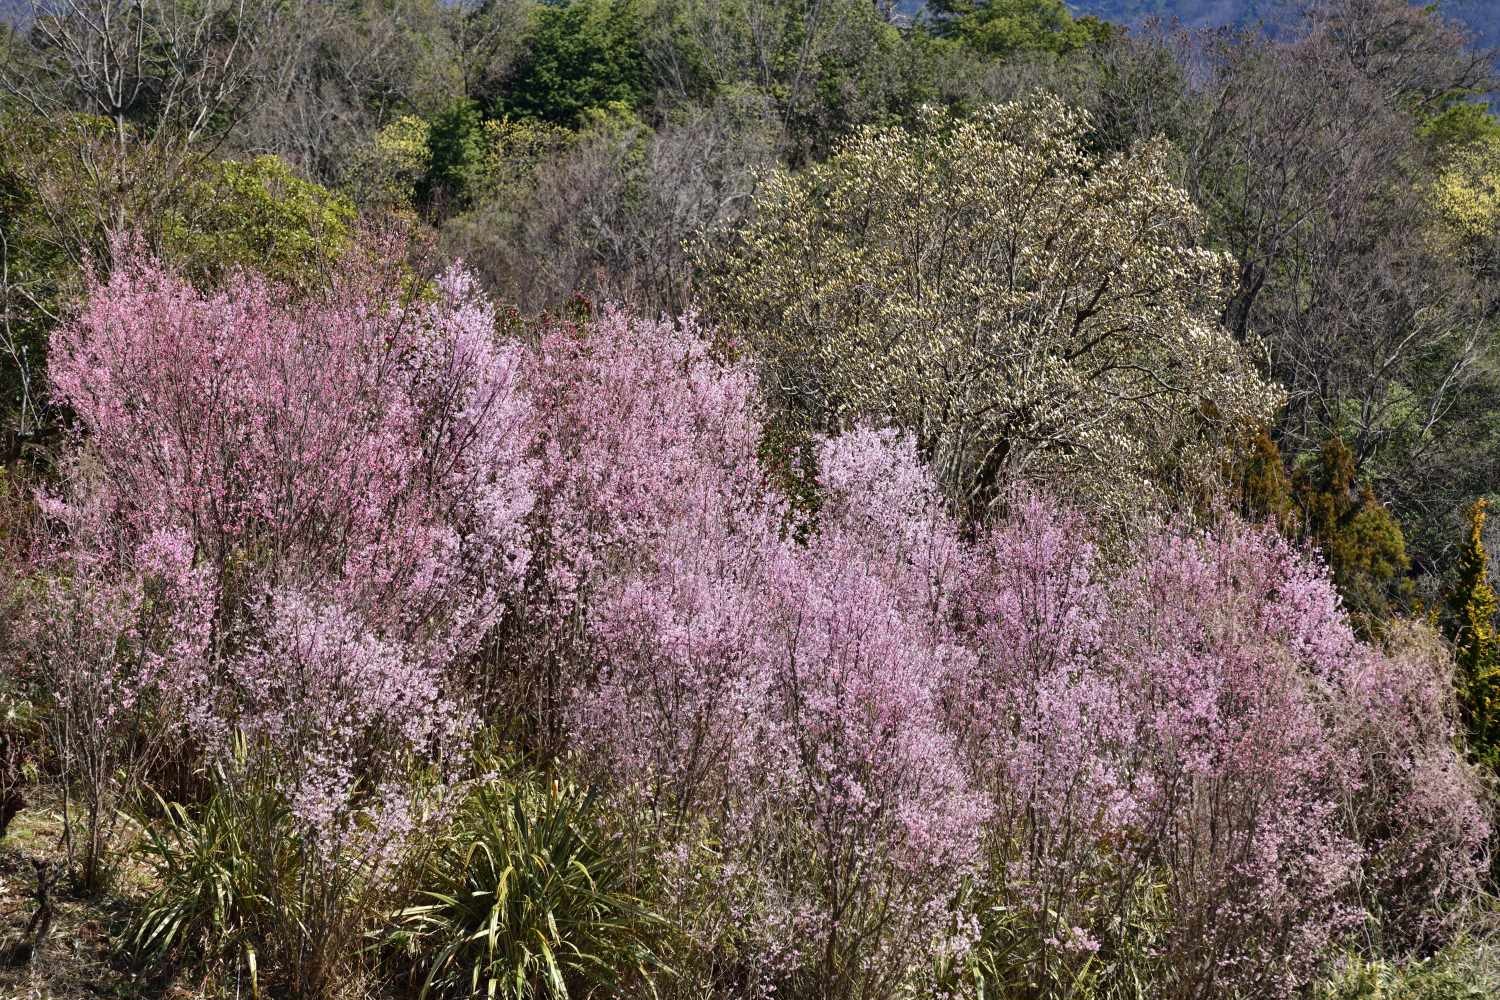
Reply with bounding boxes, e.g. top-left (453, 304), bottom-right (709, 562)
top-left (0, 801), bottom-right (183, 1000)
